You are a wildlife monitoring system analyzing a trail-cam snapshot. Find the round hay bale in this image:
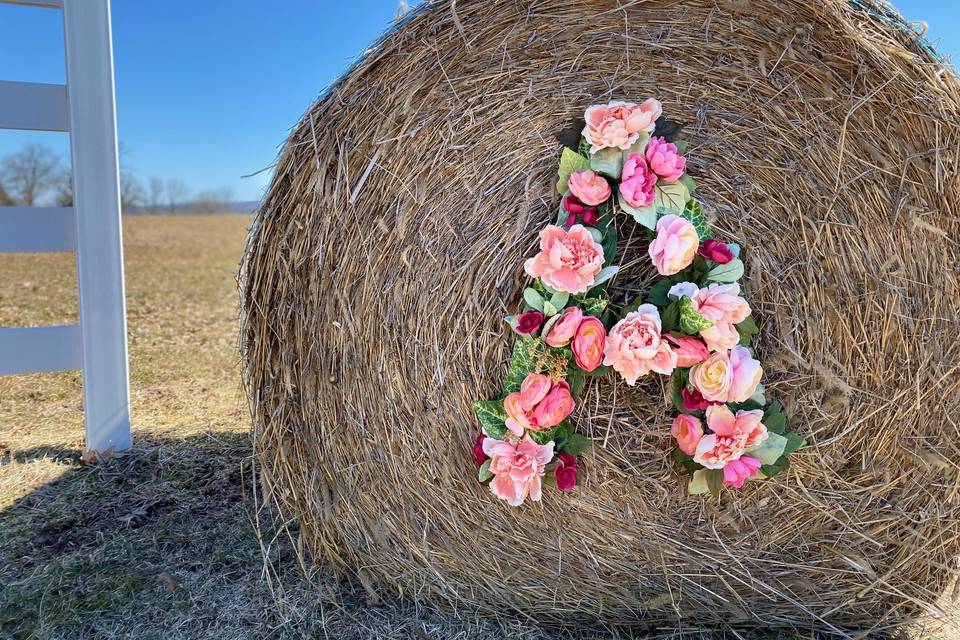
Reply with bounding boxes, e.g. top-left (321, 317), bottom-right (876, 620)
top-left (242, 0), bottom-right (960, 632)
